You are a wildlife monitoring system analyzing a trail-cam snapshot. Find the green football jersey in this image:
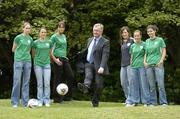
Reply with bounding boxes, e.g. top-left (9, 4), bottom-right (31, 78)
top-left (33, 39), bottom-right (52, 66)
top-left (130, 41), bottom-right (145, 68)
top-left (145, 37), bottom-right (166, 66)
top-left (14, 34), bottom-right (33, 61)
top-left (50, 33), bottom-right (67, 58)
